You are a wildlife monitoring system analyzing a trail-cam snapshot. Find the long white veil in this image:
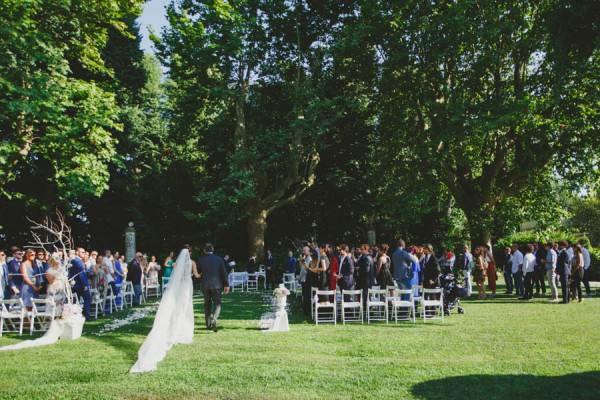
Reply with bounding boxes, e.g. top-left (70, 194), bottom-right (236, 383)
top-left (130, 248), bottom-right (194, 373)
